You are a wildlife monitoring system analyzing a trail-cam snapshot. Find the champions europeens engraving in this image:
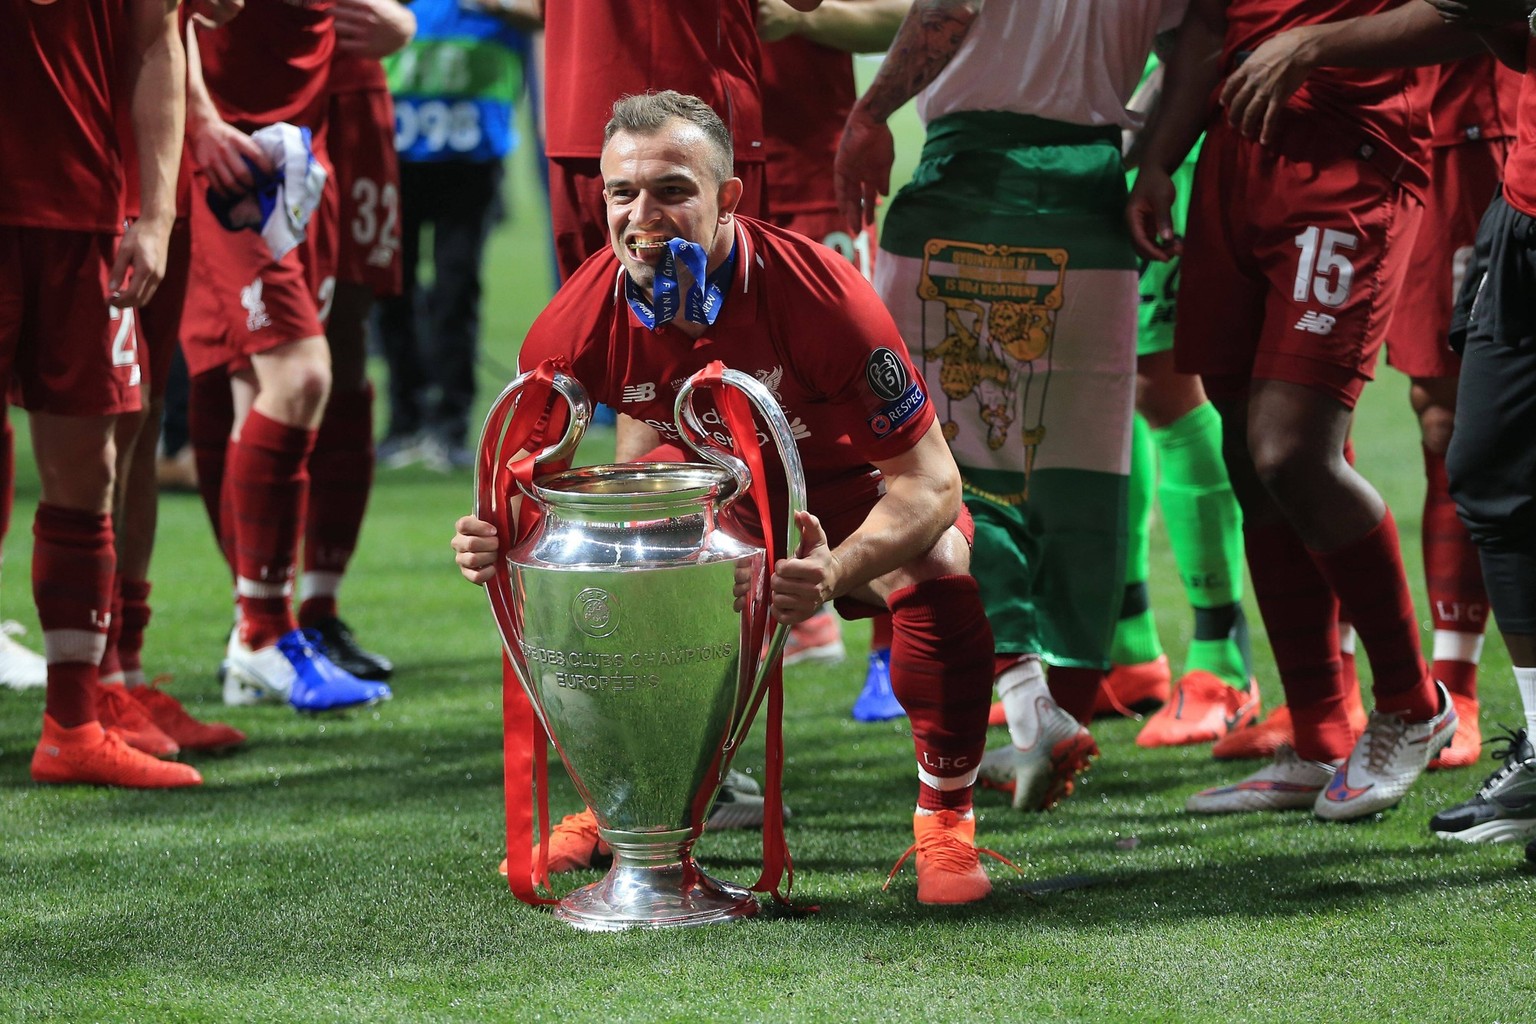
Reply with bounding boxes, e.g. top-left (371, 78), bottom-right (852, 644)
top-left (475, 364), bottom-right (806, 931)
top-left (521, 639), bottom-right (739, 692)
